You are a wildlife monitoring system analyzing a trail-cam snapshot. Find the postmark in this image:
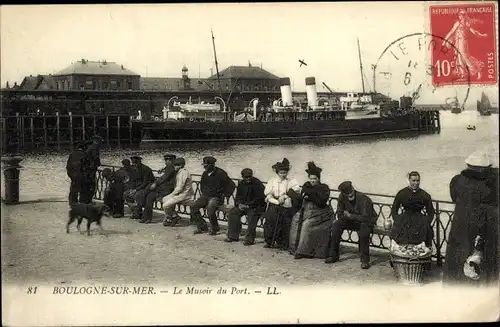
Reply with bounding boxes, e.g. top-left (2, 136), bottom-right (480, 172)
top-left (373, 32), bottom-right (471, 110)
top-left (428, 2), bottom-right (498, 87)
